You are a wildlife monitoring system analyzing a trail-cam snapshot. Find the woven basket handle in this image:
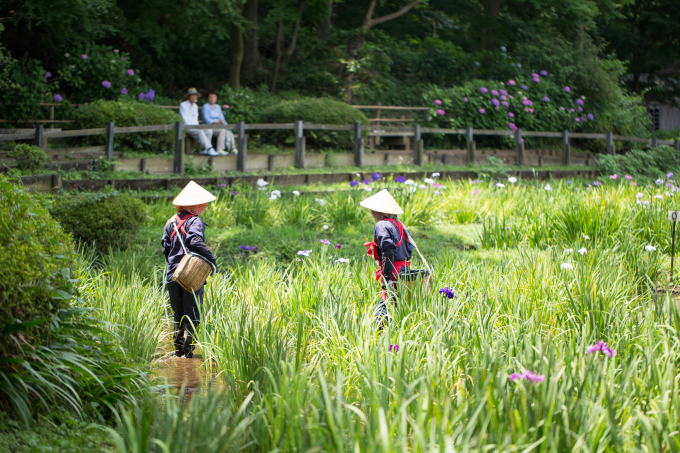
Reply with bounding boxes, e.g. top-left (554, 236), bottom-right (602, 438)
top-left (172, 218), bottom-right (190, 256)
